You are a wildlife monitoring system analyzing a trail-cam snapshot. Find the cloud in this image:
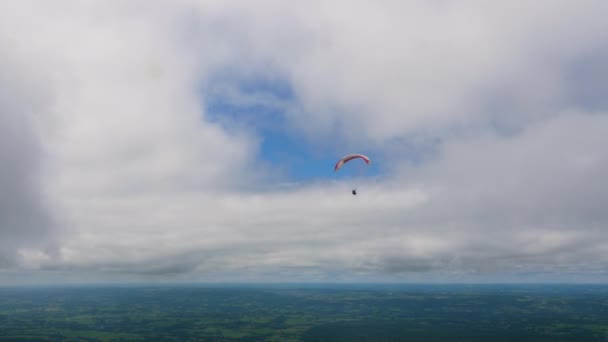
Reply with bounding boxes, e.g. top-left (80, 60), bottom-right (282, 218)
top-left (0, 35), bottom-right (57, 267)
top-left (0, 1), bottom-right (607, 283)
top-left (195, 0), bottom-right (608, 145)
